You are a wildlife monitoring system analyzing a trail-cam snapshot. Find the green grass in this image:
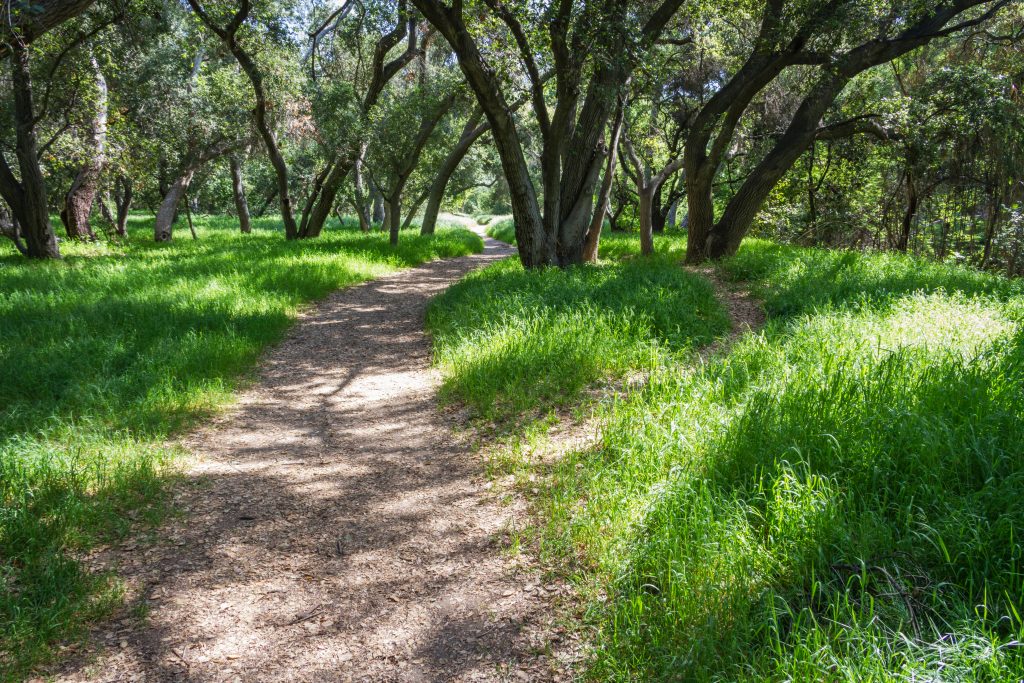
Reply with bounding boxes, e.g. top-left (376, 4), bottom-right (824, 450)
top-left (485, 217), bottom-right (516, 244)
top-left (486, 217), bottom-right (687, 262)
top-left (0, 214), bottom-right (481, 680)
top-left (427, 250), bottom-right (729, 422)
top-left (432, 233), bottom-right (1024, 680)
